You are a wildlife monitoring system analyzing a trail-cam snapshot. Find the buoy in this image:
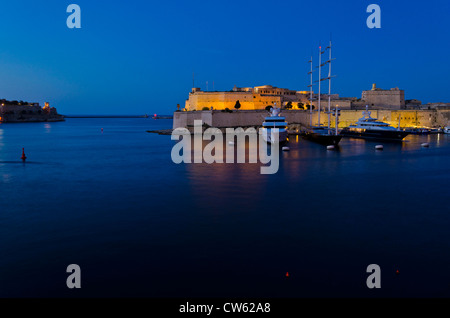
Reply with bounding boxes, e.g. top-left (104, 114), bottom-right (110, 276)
top-left (101, 128), bottom-right (104, 133)
top-left (286, 272), bottom-right (290, 278)
top-left (327, 145), bottom-right (335, 150)
top-left (421, 143), bottom-right (430, 148)
top-left (375, 145), bottom-right (384, 150)
top-left (282, 147), bottom-right (290, 152)
top-left (21, 148), bottom-right (27, 161)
